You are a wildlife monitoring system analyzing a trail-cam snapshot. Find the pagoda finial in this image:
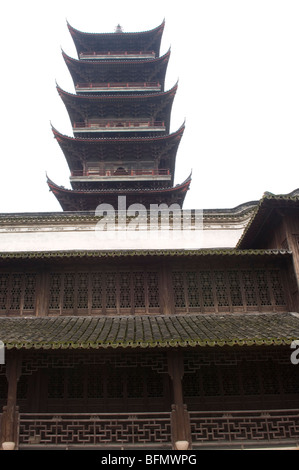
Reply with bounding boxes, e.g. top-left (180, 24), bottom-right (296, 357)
top-left (115, 24), bottom-right (124, 33)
